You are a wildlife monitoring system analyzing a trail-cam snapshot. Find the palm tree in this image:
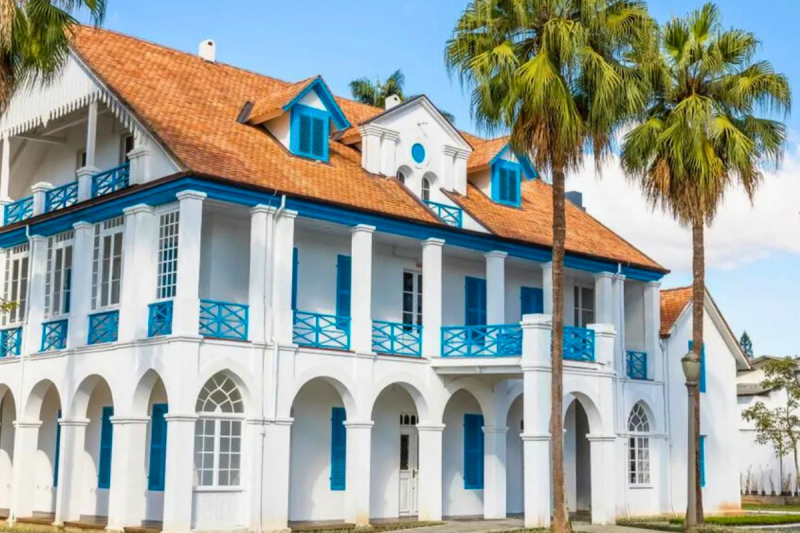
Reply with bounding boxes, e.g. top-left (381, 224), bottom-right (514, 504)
top-left (350, 68), bottom-right (457, 123)
top-left (446, 1), bottom-right (654, 531)
top-left (621, 3), bottom-right (790, 522)
top-left (0, 0), bottom-right (106, 109)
